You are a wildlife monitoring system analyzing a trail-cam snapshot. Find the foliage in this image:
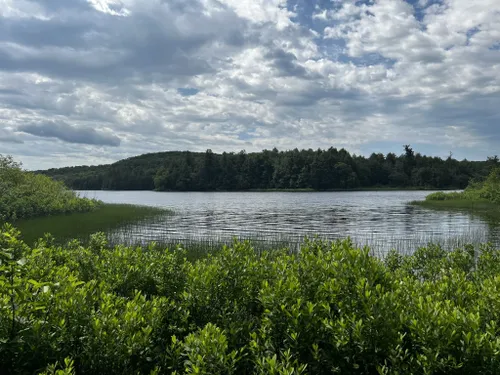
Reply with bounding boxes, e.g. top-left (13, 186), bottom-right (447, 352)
top-left (39, 358), bottom-right (75, 375)
top-left (2, 225), bottom-right (500, 374)
top-left (472, 167), bottom-right (500, 204)
top-left (39, 147), bottom-right (494, 191)
top-left (425, 168), bottom-right (500, 204)
top-left (0, 155), bottom-right (99, 221)
top-left (424, 191), bottom-right (466, 201)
